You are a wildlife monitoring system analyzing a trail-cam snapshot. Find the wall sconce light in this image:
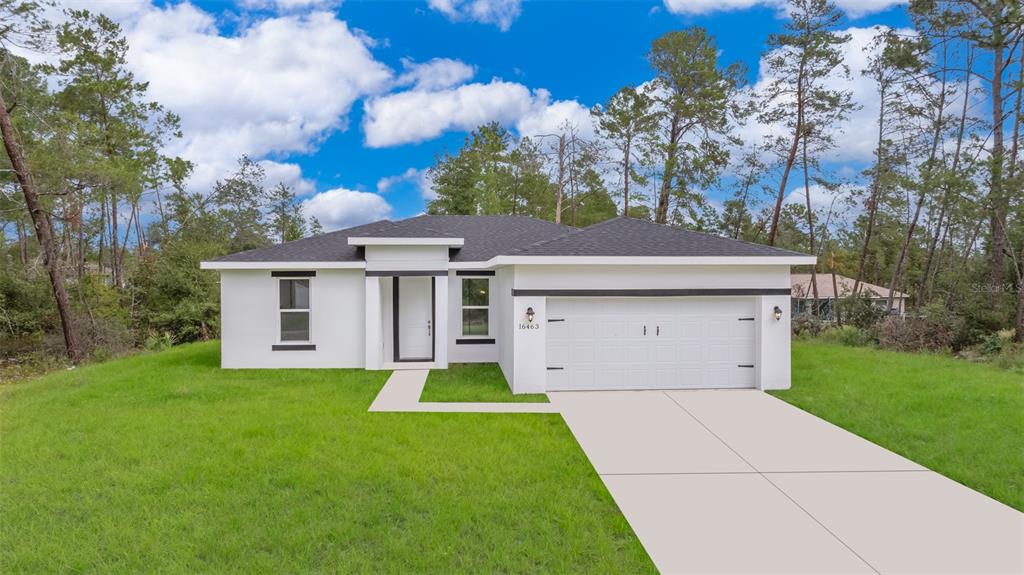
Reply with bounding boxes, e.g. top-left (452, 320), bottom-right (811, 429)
top-left (773, 306), bottom-right (783, 321)
top-left (525, 307), bottom-right (535, 323)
